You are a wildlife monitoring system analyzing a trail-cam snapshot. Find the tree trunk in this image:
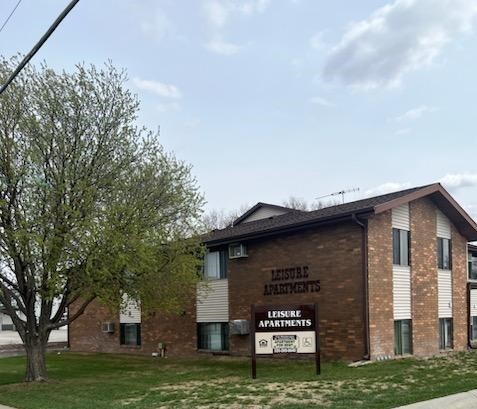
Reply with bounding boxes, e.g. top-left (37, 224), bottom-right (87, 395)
top-left (24, 336), bottom-right (48, 382)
